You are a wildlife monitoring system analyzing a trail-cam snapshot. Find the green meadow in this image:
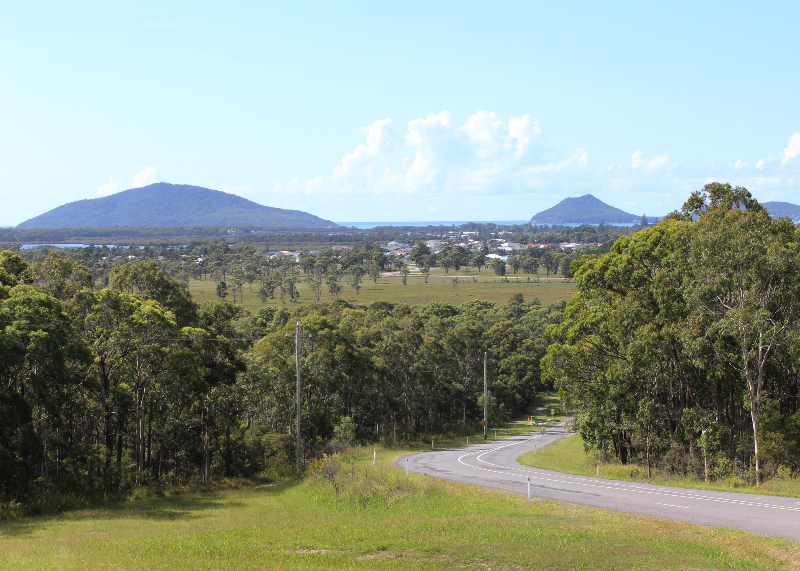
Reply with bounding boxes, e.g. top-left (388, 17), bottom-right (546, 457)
top-left (2, 446), bottom-right (798, 570)
top-left (188, 267), bottom-right (577, 312)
